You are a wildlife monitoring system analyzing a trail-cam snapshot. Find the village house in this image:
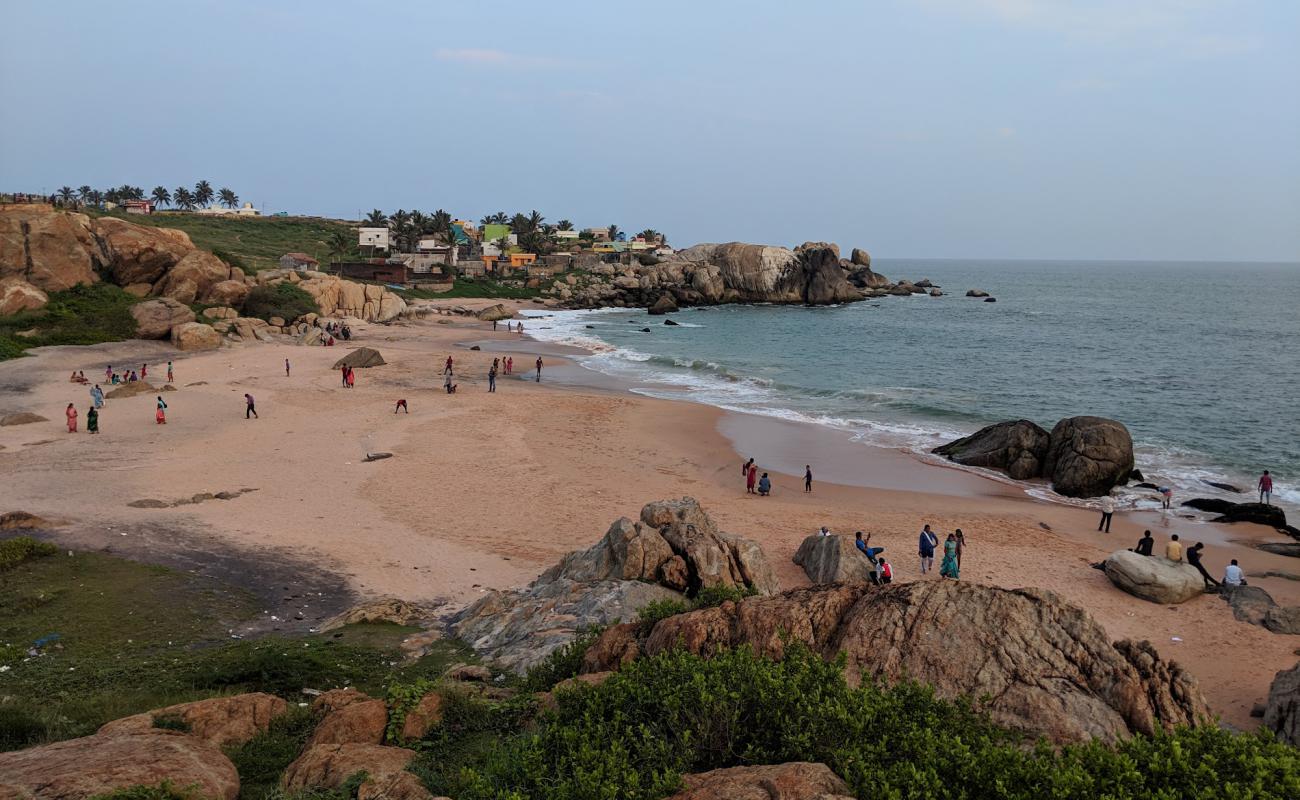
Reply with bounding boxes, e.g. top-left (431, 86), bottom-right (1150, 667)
top-left (358, 227), bottom-right (390, 253)
top-left (415, 235), bottom-right (459, 266)
top-left (279, 252), bottom-right (319, 271)
top-left (197, 202), bottom-right (260, 217)
top-left (123, 199), bottom-right (154, 215)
